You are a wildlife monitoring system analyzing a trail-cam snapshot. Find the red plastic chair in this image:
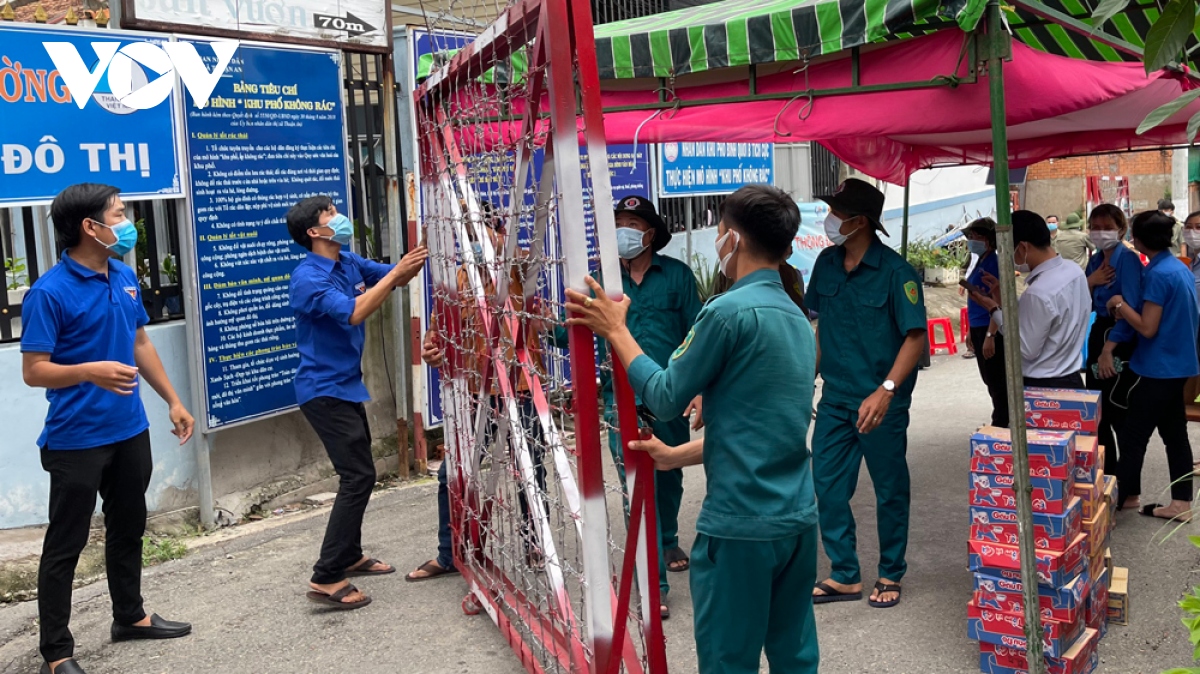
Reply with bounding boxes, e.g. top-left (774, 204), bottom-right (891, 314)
top-left (960, 306), bottom-right (970, 344)
top-left (928, 317), bottom-right (958, 356)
